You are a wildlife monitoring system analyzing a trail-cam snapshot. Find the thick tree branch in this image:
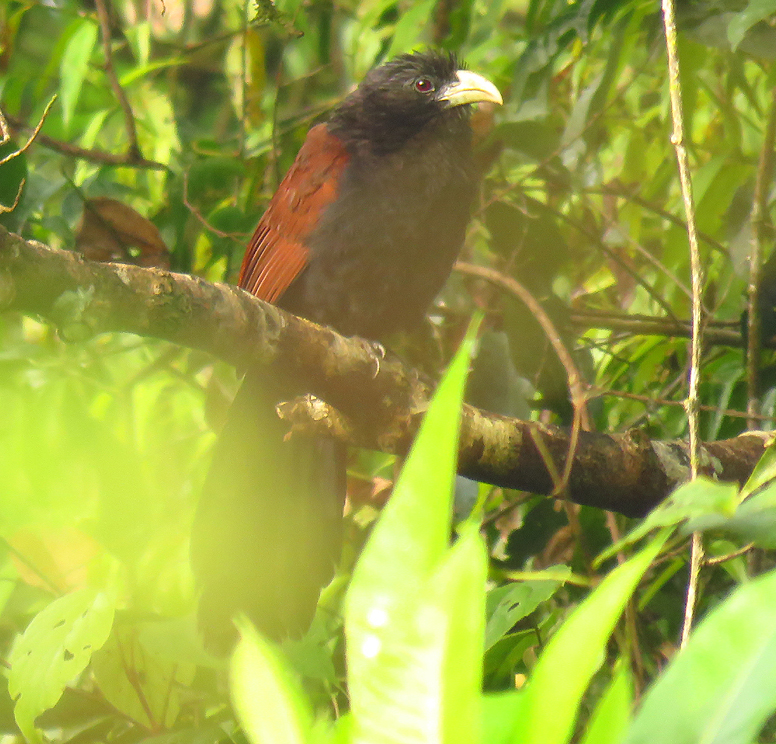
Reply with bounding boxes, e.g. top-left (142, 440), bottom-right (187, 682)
top-left (0, 226), bottom-right (768, 518)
